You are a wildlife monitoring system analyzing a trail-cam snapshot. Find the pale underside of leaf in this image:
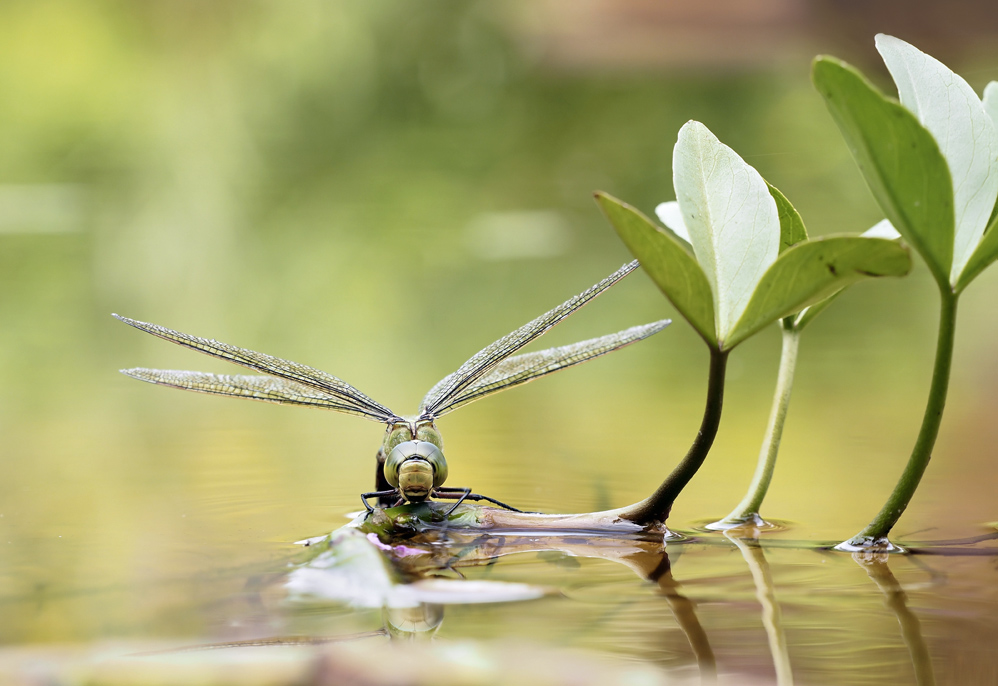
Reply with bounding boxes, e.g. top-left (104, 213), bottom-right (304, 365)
top-left (984, 82), bottom-right (998, 128)
top-left (862, 218), bottom-right (901, 240)
top-left (673, 121), bottom-right (780, 341)
top-left (876, 34), bottom-right (998, 285)
top-left (654, 201), bottom-right (691, 243)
